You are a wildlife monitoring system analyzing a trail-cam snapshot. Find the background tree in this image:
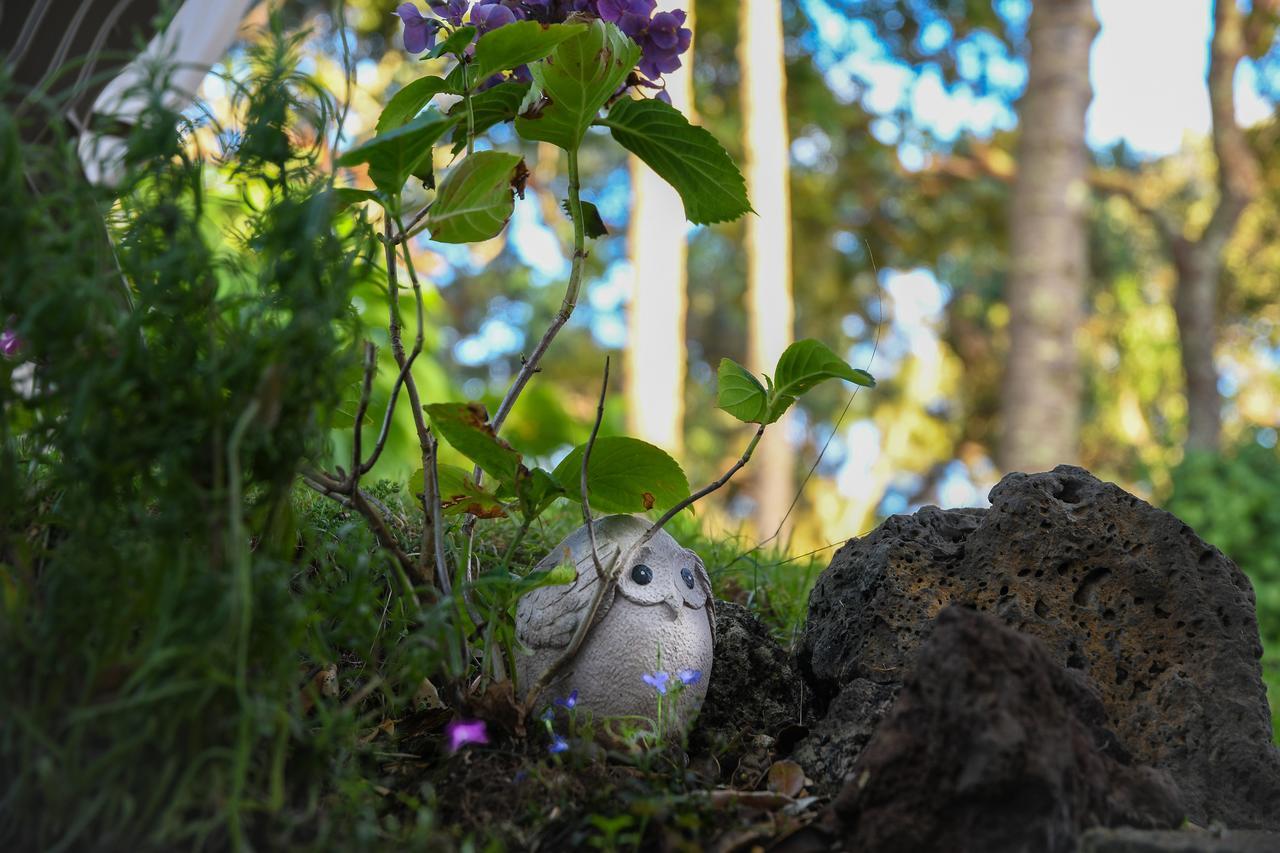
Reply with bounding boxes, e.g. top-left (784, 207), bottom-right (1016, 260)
top-left (1000, 0), bottom-right (1097, 472)
top-left (626, 0), bottom-right (695, 458)
top-left (739, 0), bottom-right (796, 537)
